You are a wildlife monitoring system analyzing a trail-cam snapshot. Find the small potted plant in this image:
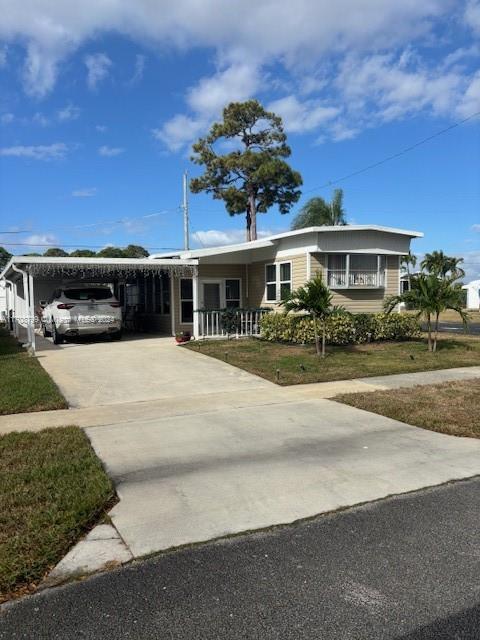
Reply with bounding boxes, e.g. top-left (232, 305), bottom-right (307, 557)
top-left (175, 331), bottom-right (191, 344)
